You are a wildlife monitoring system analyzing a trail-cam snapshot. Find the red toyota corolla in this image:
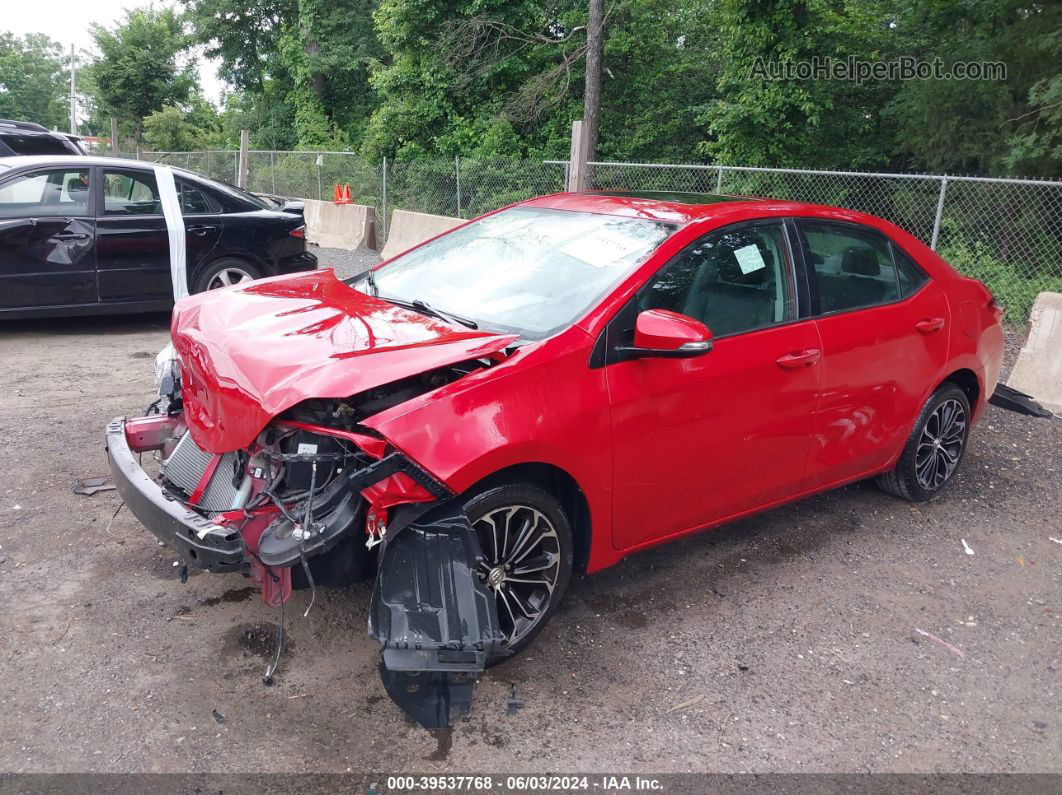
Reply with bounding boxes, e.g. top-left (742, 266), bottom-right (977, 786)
top-left (106, 191), bottom-right (1004, 725)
